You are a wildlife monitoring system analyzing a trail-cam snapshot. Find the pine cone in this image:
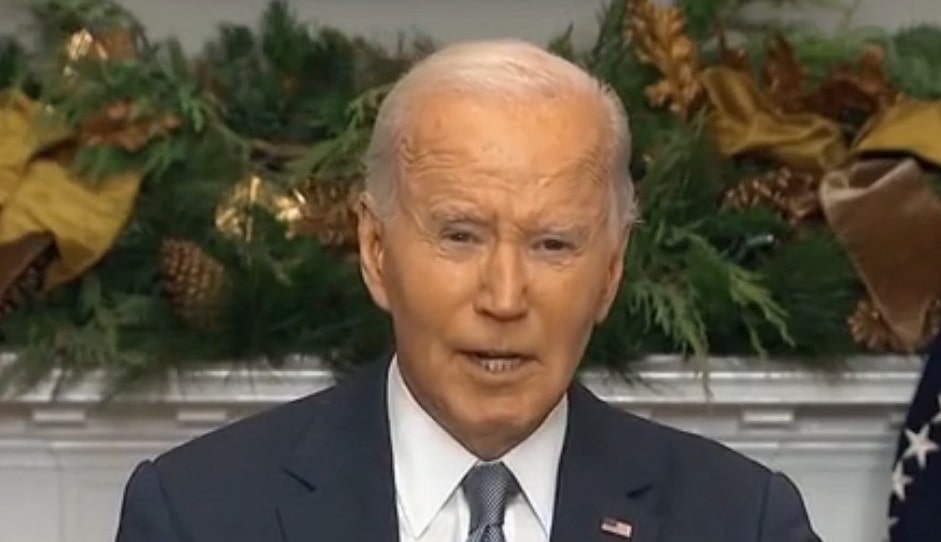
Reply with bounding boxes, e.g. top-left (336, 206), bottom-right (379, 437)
top-left (293, 179), bottom-right (362, 250)
top-left (0, 233), bottom-right (57, 320)
top-left (848, 297), bottom-right (906, 352)
top-left (723, 167), bottom-right (820, 224)
top-left (849, 296), bottom-right (941, 353)
top-left (158, 238), bottom-right (230, 332)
